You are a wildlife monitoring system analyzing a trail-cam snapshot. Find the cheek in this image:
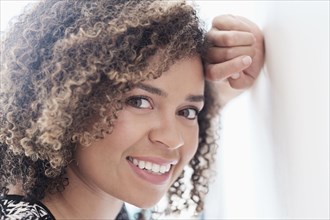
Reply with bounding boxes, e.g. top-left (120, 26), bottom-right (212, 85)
top-left (110, 111), bottom-right (145, 142)
top-left (181, 127), bottom-right (199, 163)
top-left (170, 127), bottom-right (199, 186)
